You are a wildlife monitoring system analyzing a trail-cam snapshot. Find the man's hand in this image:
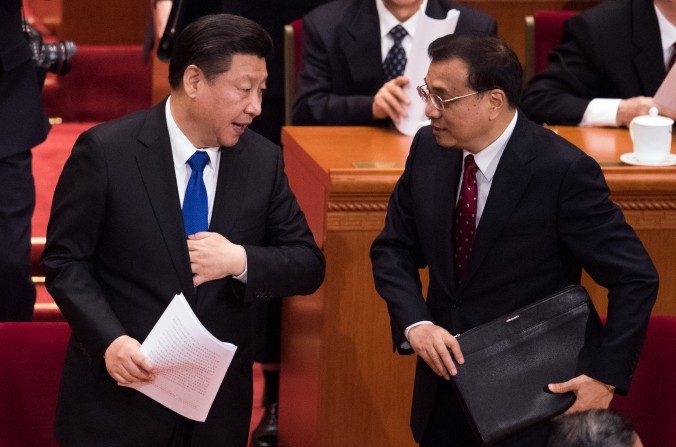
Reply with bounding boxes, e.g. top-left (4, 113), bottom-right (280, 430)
top-left (616, 96), bottom-right (657, 127)
top-left (548, 374), bottom-right (614, 413)
top-left (407, 324), bottom-right (464, 380)
top-left (104, 335), bottom-right (155, 385)
top-left (372, 76), bottom-right (411, 123)
top-left (151, 0), bottom-right (172, 43)
top-left (187, 232), bottom-right (246, 286)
